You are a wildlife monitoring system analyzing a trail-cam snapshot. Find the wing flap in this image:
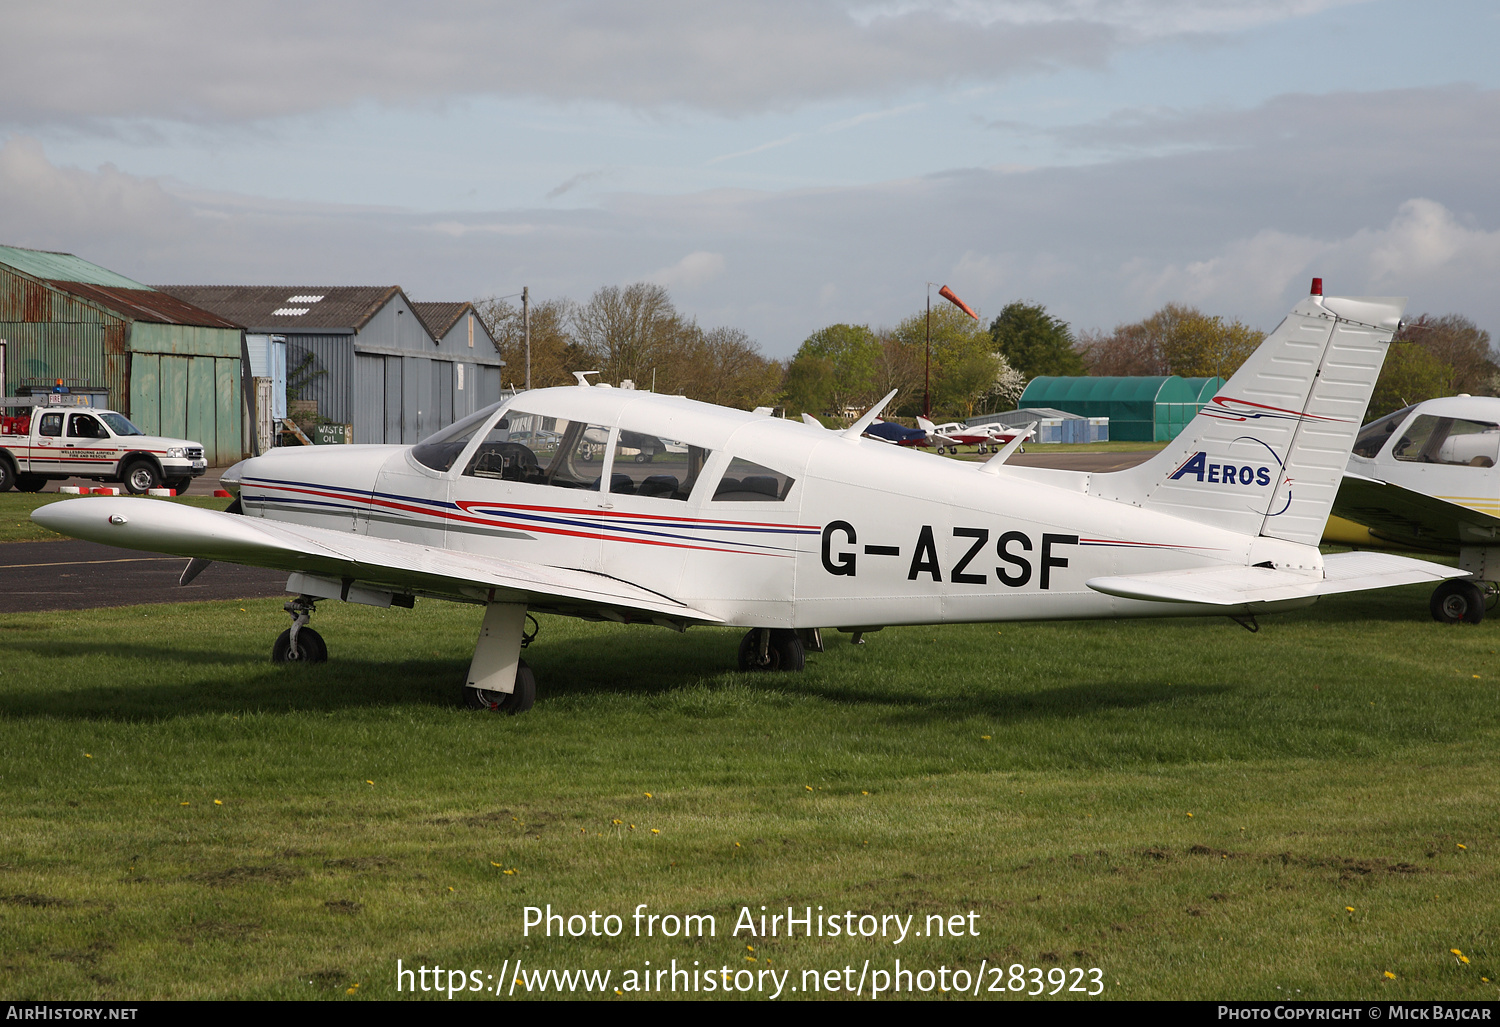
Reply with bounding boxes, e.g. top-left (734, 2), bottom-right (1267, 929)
top-left (31, 497), bottom-right (723, 624)
top-left (1087, 551), bottom-right (1460, 607)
